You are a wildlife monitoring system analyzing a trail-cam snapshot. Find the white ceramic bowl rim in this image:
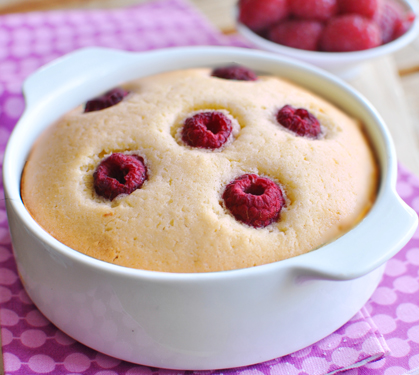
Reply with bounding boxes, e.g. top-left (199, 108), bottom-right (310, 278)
top-left (3, 46), bottom-right (417, 282)
top-left (236, 0), bottom-right (419, 64)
